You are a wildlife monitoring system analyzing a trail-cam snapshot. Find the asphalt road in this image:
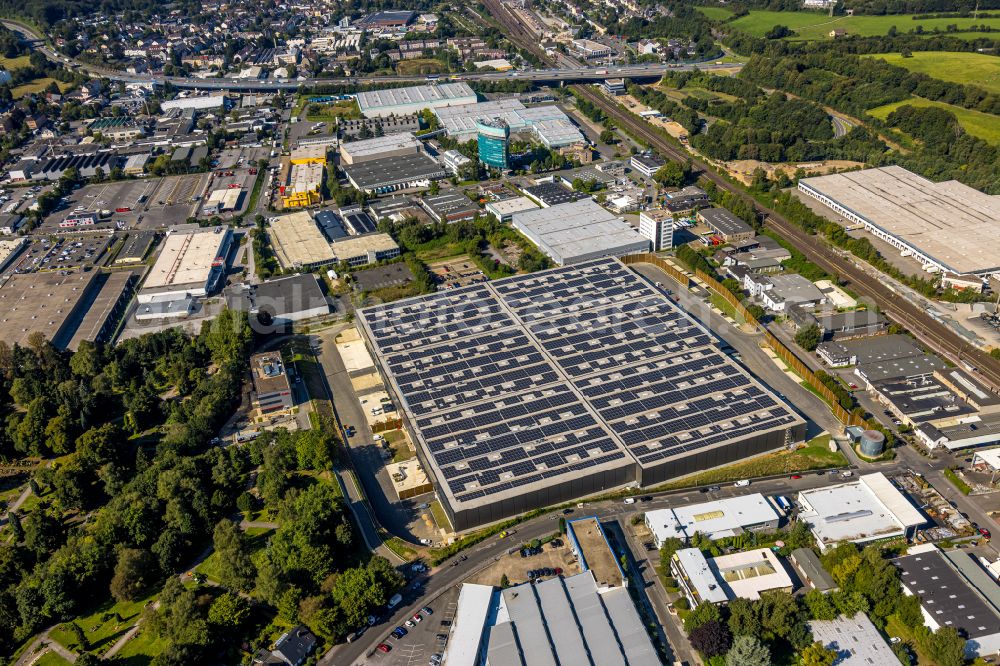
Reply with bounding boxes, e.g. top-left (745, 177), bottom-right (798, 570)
top-left (1, 18), bottom-right (739, 92)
